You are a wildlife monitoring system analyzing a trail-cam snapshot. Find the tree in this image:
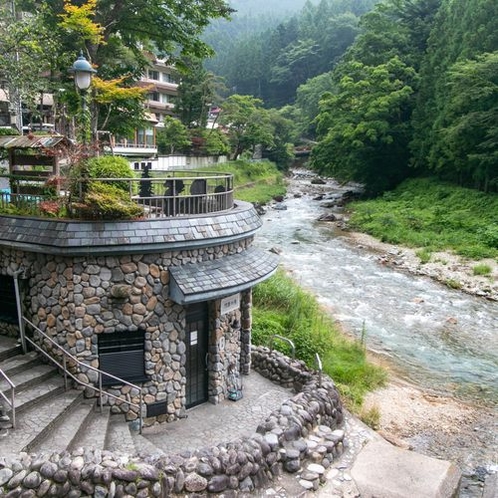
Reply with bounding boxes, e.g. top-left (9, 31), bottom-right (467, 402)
top-left (156, 117), bottom-right (192, 155)
top-left (429, 52), bottom-right (498, 191)
top-left (263, 109), bottom-right (297, 170)
top-left (0, 2), bottom-right (61, 131)
top-left (218, 95), bottom-right (274, 159)
top-left (17, 0), bottom-right (233, 139)
top-left (176, 58), bottom-right (226, 128)
top-left (312, 57), bottom-right (417, 195)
